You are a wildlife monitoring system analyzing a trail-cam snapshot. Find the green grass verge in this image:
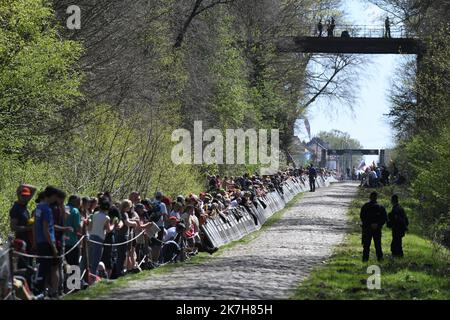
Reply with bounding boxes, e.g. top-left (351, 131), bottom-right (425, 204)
top-left (66, 192), bottom-right (305, 300)
top-left (291, 186), bottom-right (450, 300)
